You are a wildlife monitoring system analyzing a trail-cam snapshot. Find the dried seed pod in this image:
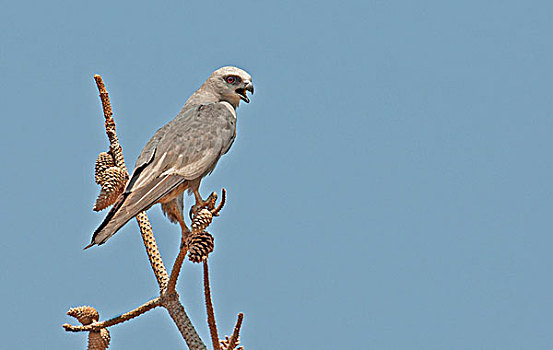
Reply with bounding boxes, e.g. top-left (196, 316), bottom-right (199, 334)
top-left (94, 152), bottom-right (115, 184)
top-left (187, 231), bottom-right (214, 263)
top-left (88, 328), bottom-right (110, 350)
top-left (109, 143), bottom-right (126, 170)
top-left (67, 306), bottom-right (99, 325)
top-left (191, 208), bottom-right (213, 233)
top-left (101, 167), bottom-right (128, 193)
top-left (93, 166), bottom-right (128, 211)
